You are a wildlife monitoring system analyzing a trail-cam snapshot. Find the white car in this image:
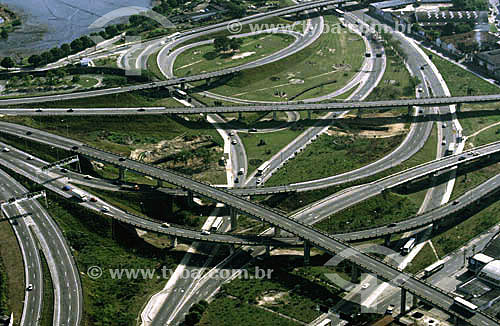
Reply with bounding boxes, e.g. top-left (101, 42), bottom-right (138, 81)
top-left (231, 139), bottom-right (237, 145)
top-left (201, 230), bottom-right (211, 235)
top-left (442, 123), bottom-right (447, 128)
top-left (441, 140), bottom-right (446, 146)
top-left (26, 284), bottom-right (33, 291)
top-left (160, 222), bottom-right (170, 228)
top-left (256, 177), bottom-right (262, 184)
top-left (2, 147), bottom-right (10, 152)
top-left (100, 206), bottom-right (110, 213)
